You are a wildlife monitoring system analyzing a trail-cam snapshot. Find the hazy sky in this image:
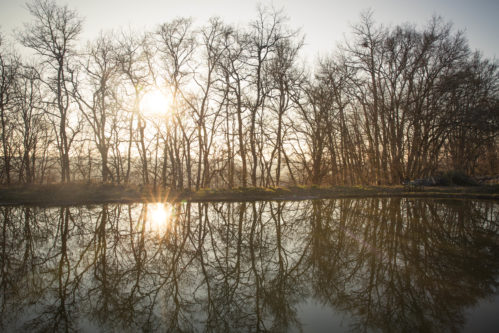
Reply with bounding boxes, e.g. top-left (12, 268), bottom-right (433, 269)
top-left (1, 0), bottom-right (498, 61)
